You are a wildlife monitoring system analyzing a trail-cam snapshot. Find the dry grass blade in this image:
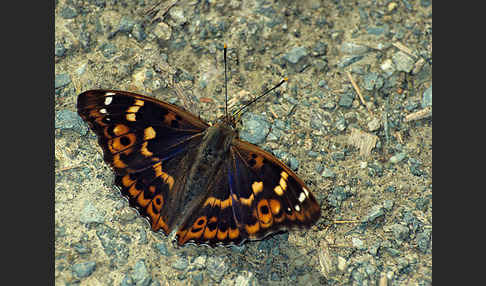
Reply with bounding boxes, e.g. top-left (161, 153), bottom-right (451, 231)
top-left (346, 71), bottom-right (373, 115)
top-left (404, 106), bottom-right (432, 122)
